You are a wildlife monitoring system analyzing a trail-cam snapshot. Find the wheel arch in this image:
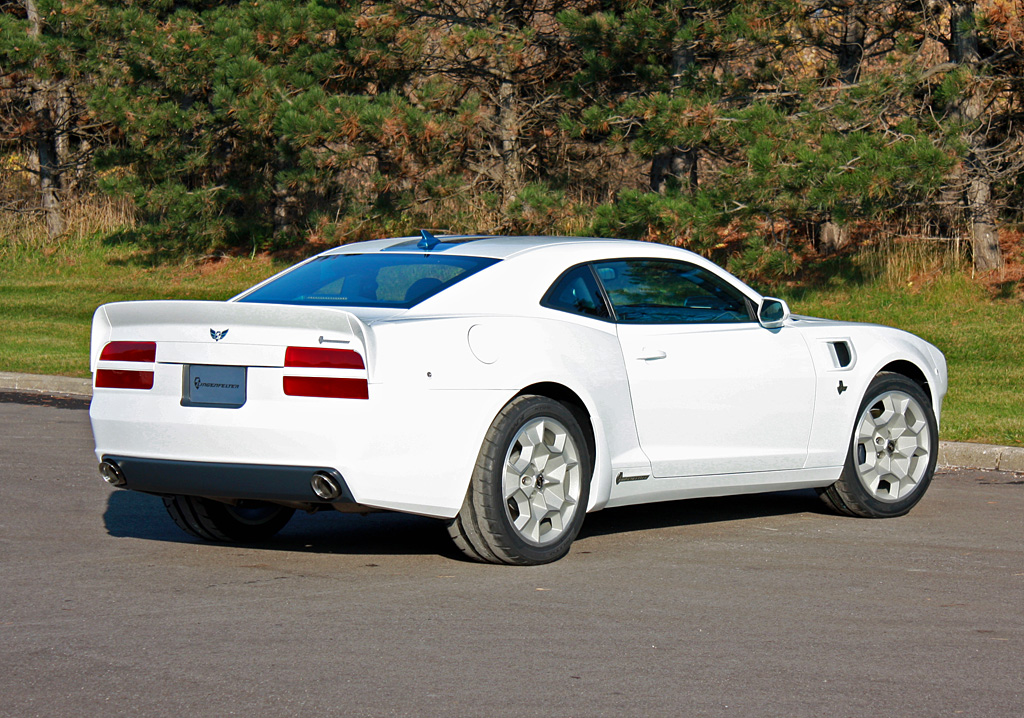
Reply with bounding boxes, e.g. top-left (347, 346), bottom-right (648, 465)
top-left (877, 360), bottom-right (931, 402)
top-left (514, 382), bottom-right (597, 473)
